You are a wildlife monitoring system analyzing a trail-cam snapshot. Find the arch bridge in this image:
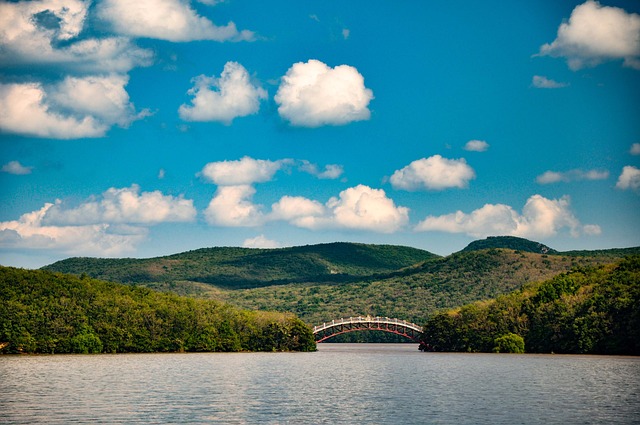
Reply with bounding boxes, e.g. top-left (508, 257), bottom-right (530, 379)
top-left (312, 316), bottom-right (423, 343)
